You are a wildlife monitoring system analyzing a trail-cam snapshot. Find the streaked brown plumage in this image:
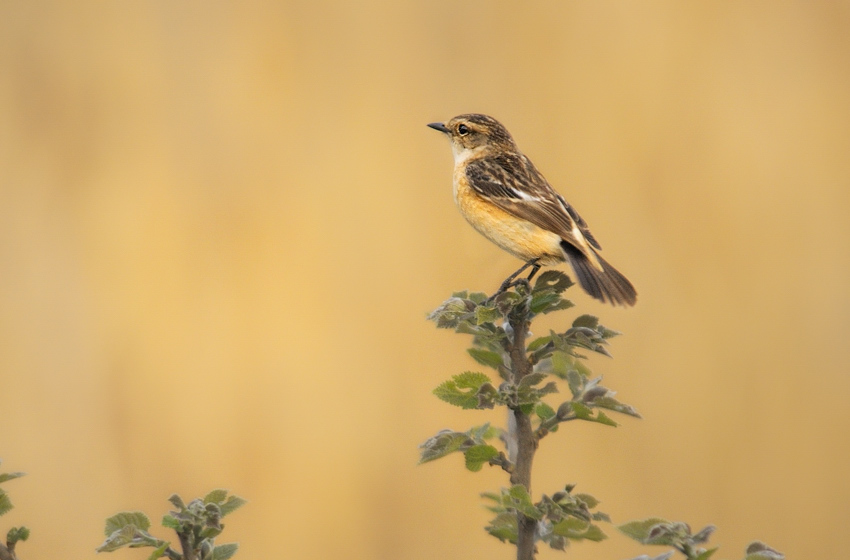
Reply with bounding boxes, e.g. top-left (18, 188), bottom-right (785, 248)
top-left (428, 113), bottom-right (637, 307)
